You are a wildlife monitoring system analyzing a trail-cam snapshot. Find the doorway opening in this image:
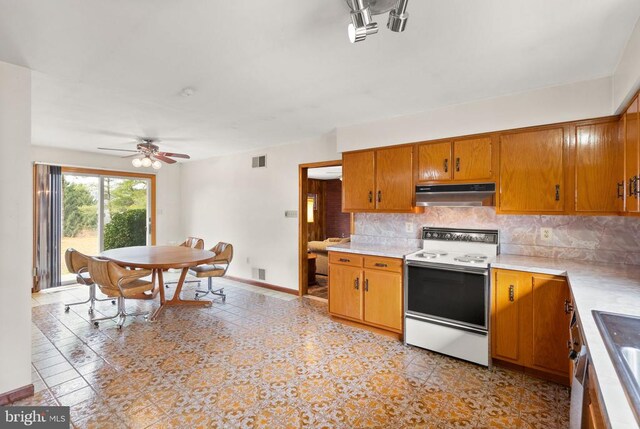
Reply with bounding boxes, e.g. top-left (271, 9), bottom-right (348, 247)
top-left (298, 160), bottom-right (352, 299)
